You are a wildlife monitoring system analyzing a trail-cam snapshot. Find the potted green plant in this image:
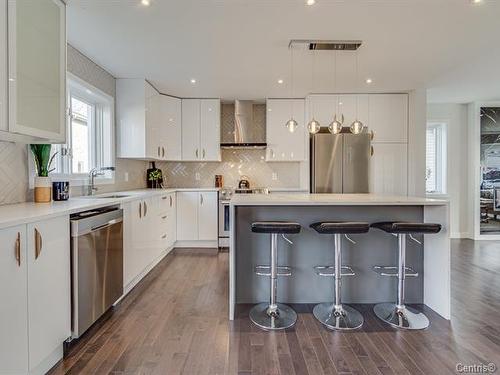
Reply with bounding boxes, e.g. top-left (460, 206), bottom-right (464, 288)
top-left (30, 144), bottom-right (57, 203)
